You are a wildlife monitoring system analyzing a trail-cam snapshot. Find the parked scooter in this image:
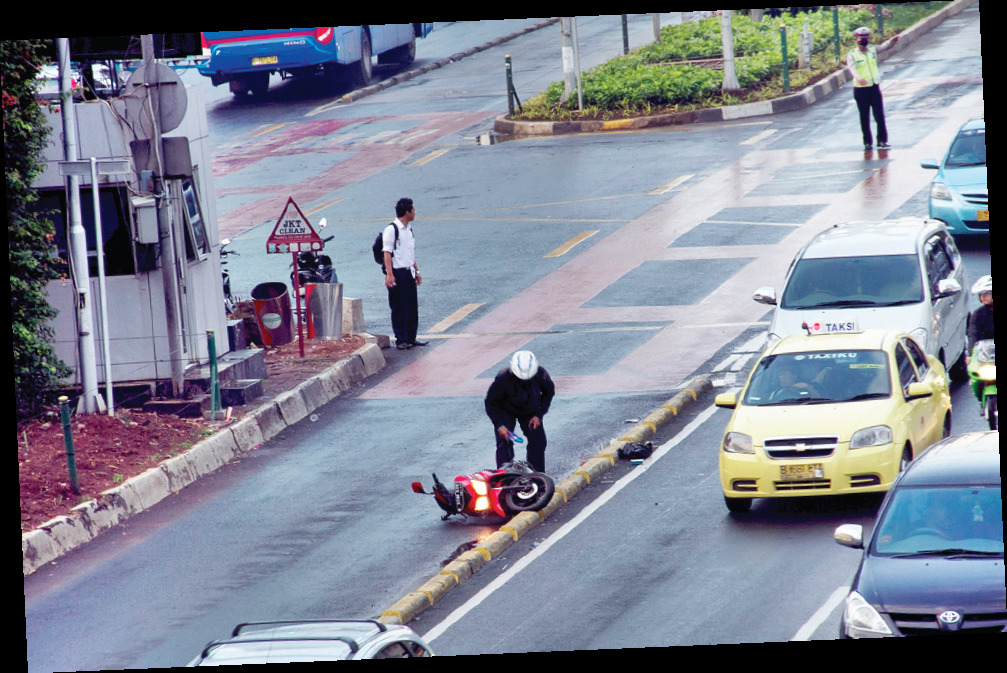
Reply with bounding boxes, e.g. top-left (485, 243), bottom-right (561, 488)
top-left (412, 460), bottom-right (555, 520)
top-left (967, 339), bottom-right (997, 430)
top-left (220, 238), bottom-right (238, 315)
top-left (290, 218), bottom-right (336, 286)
